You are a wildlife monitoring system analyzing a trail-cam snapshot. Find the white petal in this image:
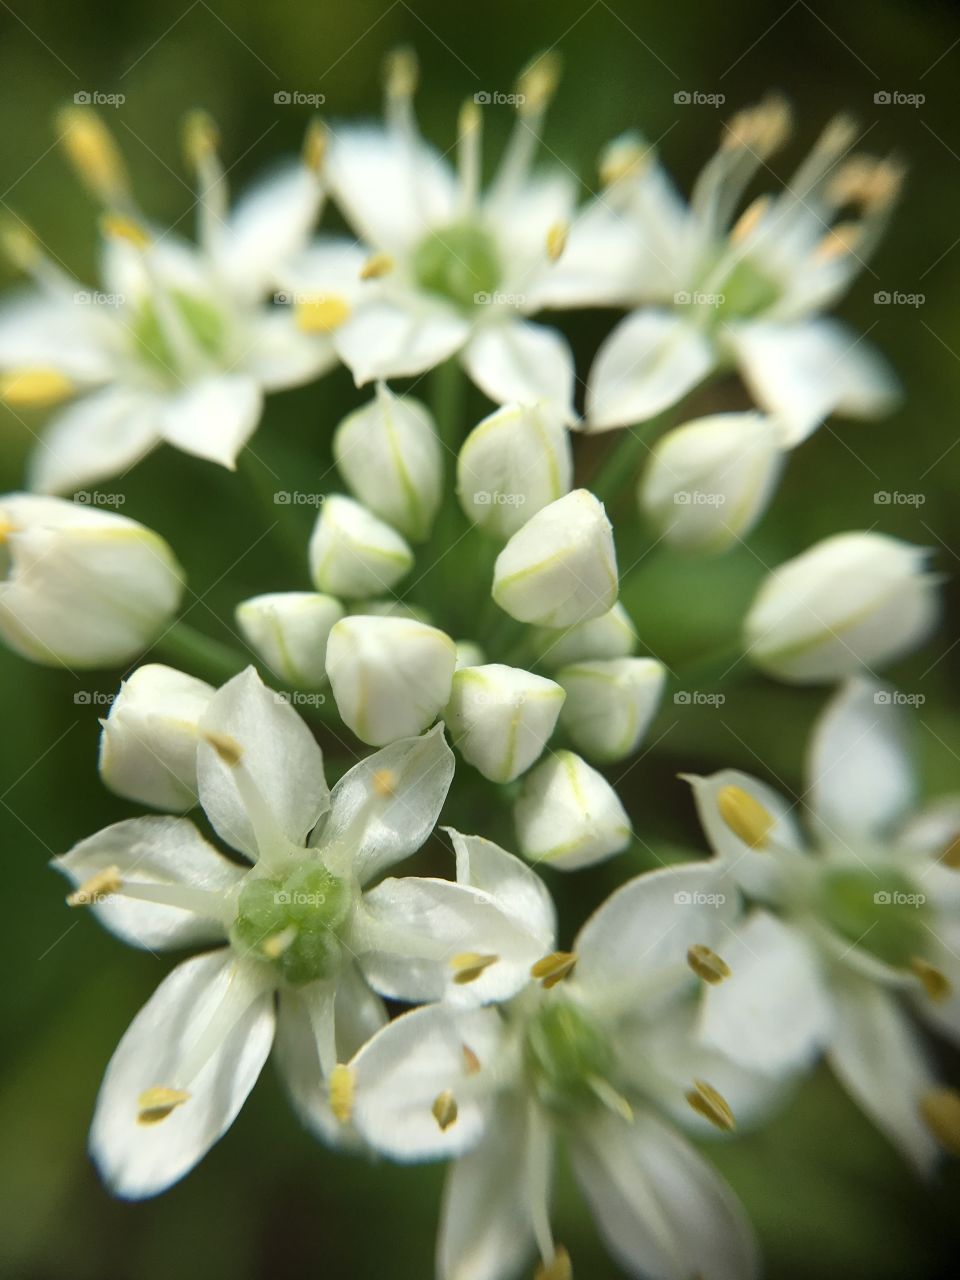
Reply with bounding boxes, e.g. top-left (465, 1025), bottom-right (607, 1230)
top-left (526, 199), bottom-right (644, 311)
top-left (808, 677), bottom-right (915, 842)
top-left (313, 723), bottom-right (454, 884)
top-left (159, 374), bottom-right (263, 469)
top-left (214, 165), bottom-right (323, 300)
top-left (0, 290), bottom-right (118, 381)
top-left (350, 1003), bottom-right (504, 1161)
top-left (197, 667), bottom-right (329, 861)
top-left (515, 750), bottom-right (631, 871)
top-left (571, 1110), bottom-right (759, 1280)
top-left (335, 298), bottom-right (469, 384)
top-left (29, 386), bottom-right (161, 495)
top-left (698, 910), bottom-right (833, 1076)
top-left (53, 816), bottom-right (240, 950)
top-left (828, 971), bottom-right (939, 1173)
top-left (240, 309), bottom-right (336, 391)
top-left (449, 829), bottom-right (556, 947)
top-left (463, 321), bottom-right (576, 424)
top-left (90, 950), bottom-right (275, 1198)
top-left (586, 311), bottom-right (714, 432)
